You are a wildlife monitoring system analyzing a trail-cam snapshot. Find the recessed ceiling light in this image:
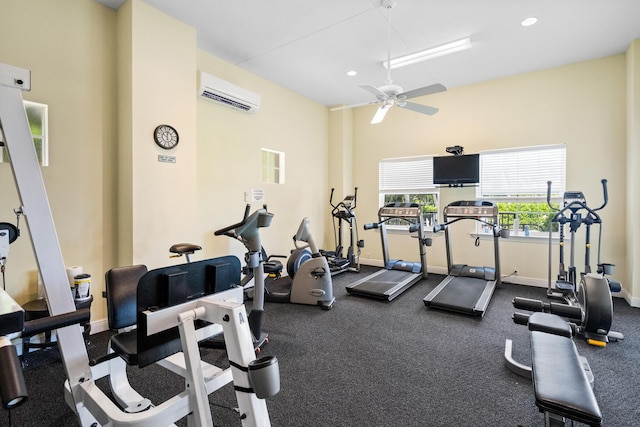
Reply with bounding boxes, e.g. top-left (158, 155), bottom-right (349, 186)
top-left (521, 17), bottom-right (538, 27)
top-left (347, 70), bottom-right (357, 77)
